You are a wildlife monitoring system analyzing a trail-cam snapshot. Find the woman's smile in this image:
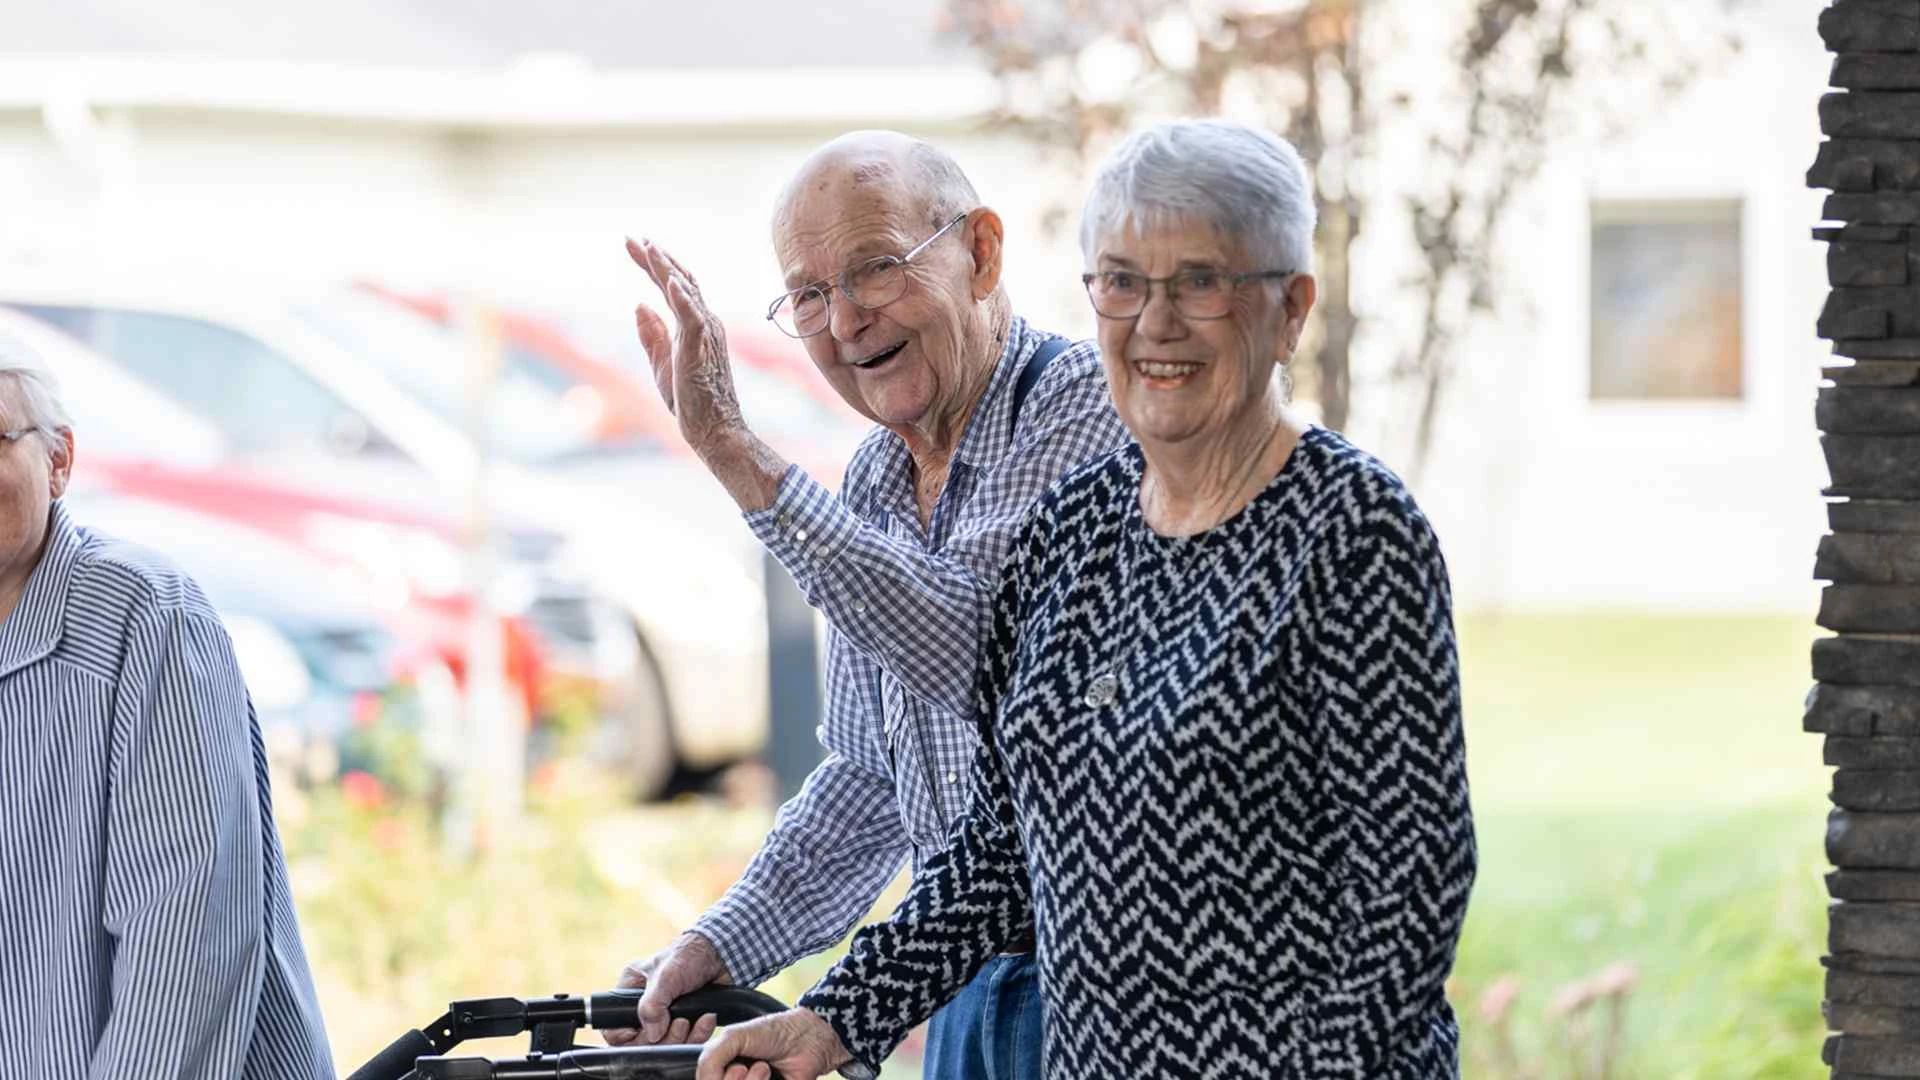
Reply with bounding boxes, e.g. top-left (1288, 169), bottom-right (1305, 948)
top-left (1131, 358), bottom-right (1205, 387)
